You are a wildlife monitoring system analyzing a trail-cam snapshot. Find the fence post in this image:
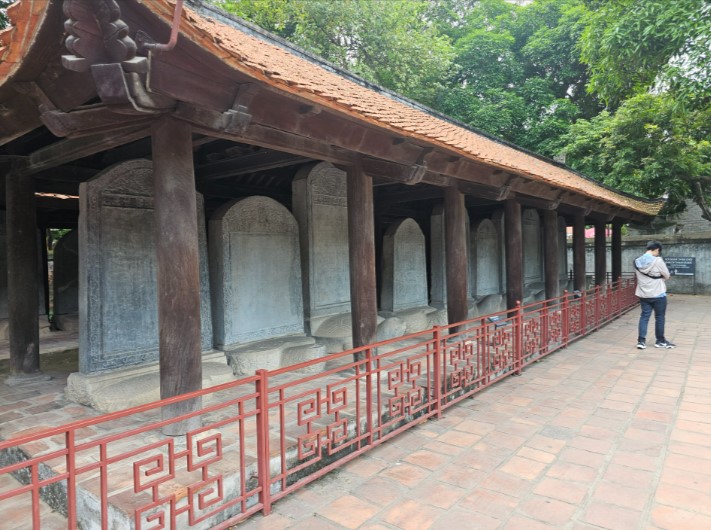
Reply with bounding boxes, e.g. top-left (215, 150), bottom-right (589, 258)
top-left (255, 369), bottom-right (272, 515)
top-left (562, 290), bottom-right (569, 347)
top-left (541, 299), bottom-right (549, 355)
top-left (595, 284), bottom-right (601, 331)
top-left (65, 430), bottom-right (77, 529)
top-left (433, 327), bottom-right (443, 419)
top-left (515, 301), bottom-right (523, 375)
top-left (365, 346), bottom-right (375, 443)
top-left (581, 289), bottom-right (587, 335)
